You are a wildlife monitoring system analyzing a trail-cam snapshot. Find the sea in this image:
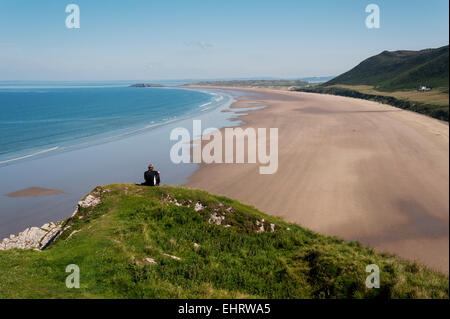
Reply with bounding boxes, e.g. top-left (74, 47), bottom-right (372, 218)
top-left (0, 81), bottom-right (262, 238)
top-left (0, 81), bottom-right (230, 166)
